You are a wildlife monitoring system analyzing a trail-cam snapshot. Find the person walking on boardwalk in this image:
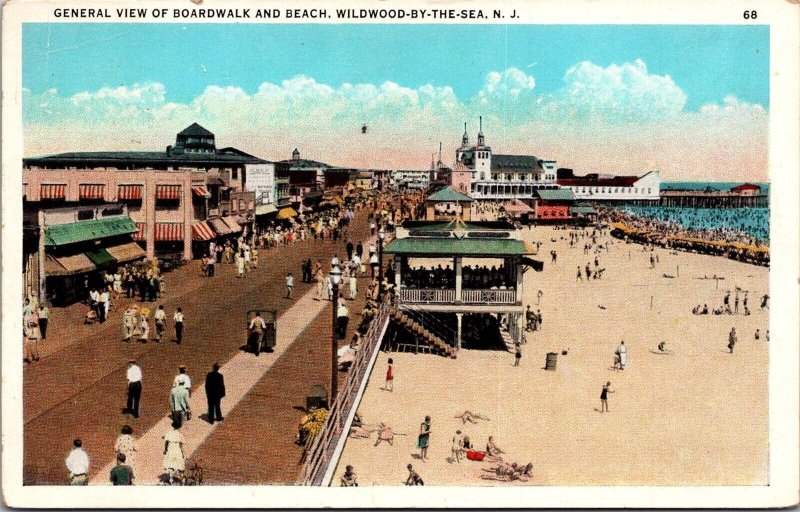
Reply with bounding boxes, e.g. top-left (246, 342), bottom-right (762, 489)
top-left (38, 303), bottom-right (49, 341)
top-left (170, 380), bottom-right (190, 425)
top-left (174, 307), bottom-right (184, 345)
top-left (125, 359), bottom-right (142, 418)
top-left (162, 420), bottom-right (186, 485)
top-left (205, 362), bottom-right (226, 424)
top-left (153, 305), bottom-right (166, 342)
top-left (249, 312), bottom-right (266, 356)
top-left (109, 452), bottom-right (134, 485)
top-left (114, 425), bottom-right (138, 476)
top-left (728, 327), bottom-right (737, 354)
top-left (174, 365), bottom-right (192, 392)
top-left (600, 382), bottom-right (614, 413)
top-left (65, 439), bottom-right (90, 485)
top-left (416, 416), bottom-right (431, 461)
top-left (286, 272), bottom-right (294, 299)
